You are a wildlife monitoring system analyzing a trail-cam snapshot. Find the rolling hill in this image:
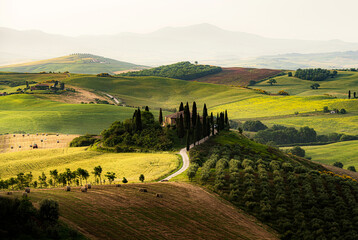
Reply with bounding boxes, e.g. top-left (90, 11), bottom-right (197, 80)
top-left (5, 183), bottom-right (278, 240)
top-left (0, 54), bottom-right (145, 74)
